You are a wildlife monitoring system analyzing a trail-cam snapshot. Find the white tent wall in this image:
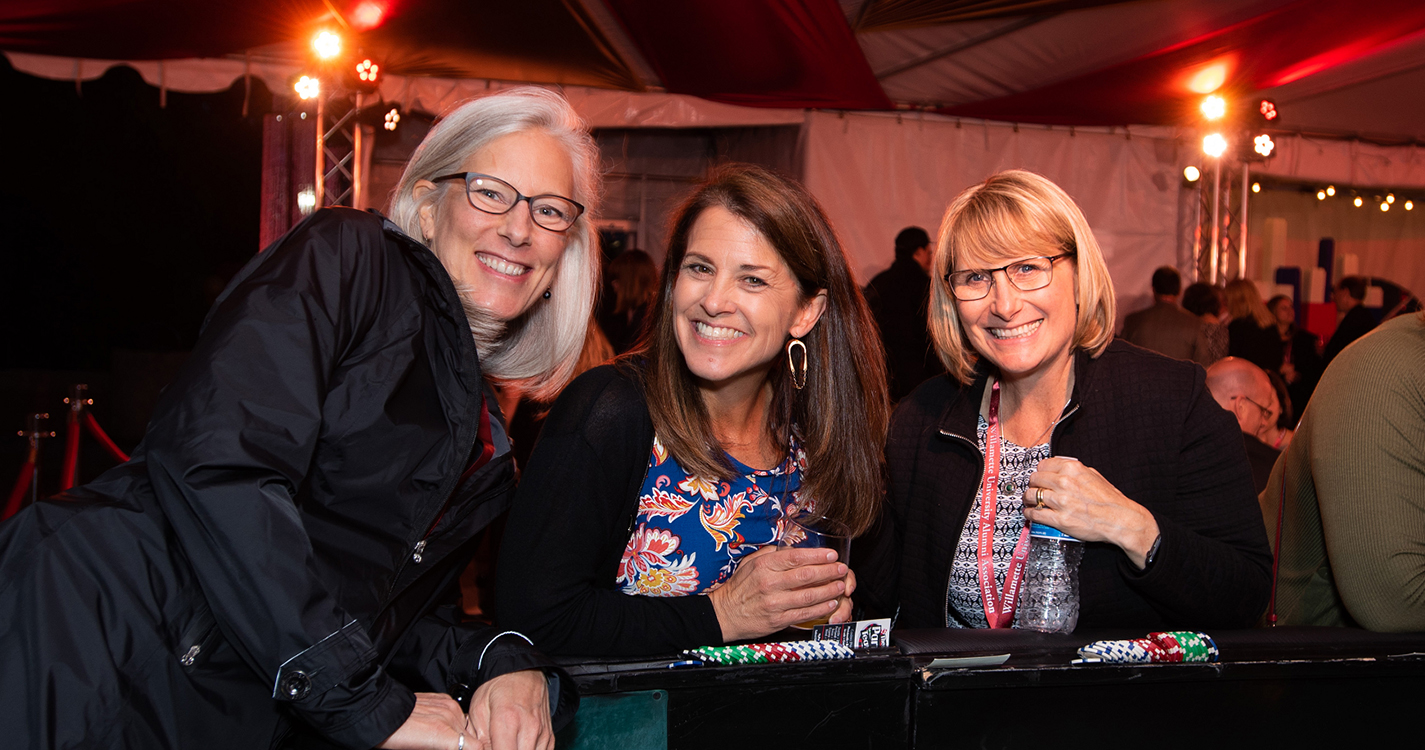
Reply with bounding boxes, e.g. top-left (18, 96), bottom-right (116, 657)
top-left (801, 111), bottom-right (1185, 327)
